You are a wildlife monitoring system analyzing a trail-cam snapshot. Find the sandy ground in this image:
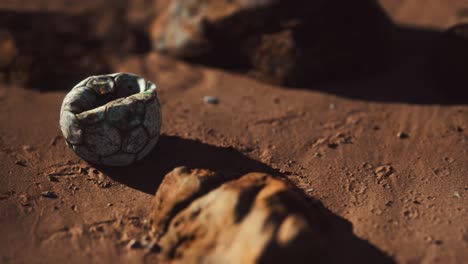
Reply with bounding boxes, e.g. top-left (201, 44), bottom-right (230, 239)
top-left (0, 1), bottom-right (467, 263)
